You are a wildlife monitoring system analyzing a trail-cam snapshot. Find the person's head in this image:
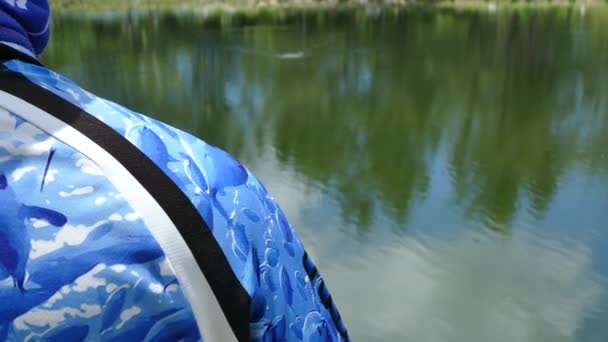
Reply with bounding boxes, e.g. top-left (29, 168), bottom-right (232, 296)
top-left (0, 0), bottom-right (51, 57)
